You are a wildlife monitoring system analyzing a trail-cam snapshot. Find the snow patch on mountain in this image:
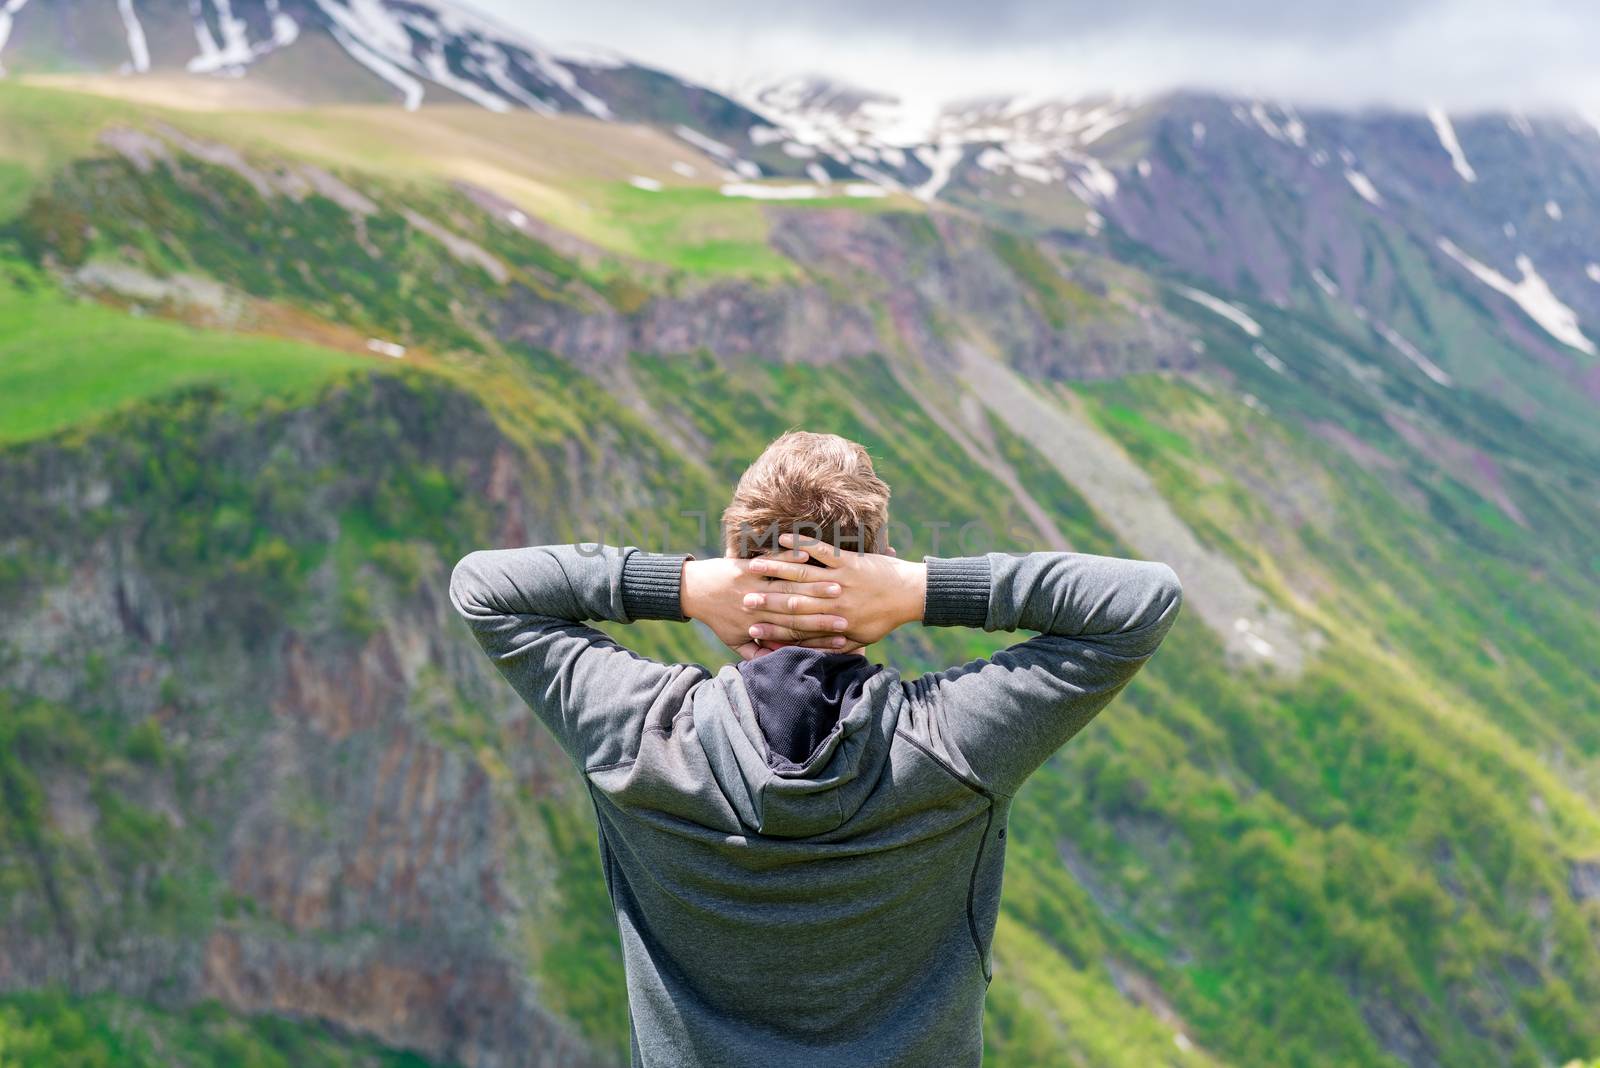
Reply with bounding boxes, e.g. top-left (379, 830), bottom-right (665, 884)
top-left (1587, 263), bottom-right (1600, 285)
top-left (117, 0), bottom-right (150, 73)
top-left (731, 77), bottom-right (1138, 202)
top-left (1233, 618), bottom-right (1276, 658)
top-left (1375, 322), bottom-right (1453, 386)
top-left (184, 0), bottom-right (303, 74)
top-left (421, 46), bottom-right (509, 111)
top-left (188, 0), bottom-right (253, 74)
top-left (720, 182), bottom-right (816, 200)
top-left (912, 142), bottom-right (962, 202)
top-left (1077, 110), bottom-right (1127, 145)
top-left (1428, 108), bottom-right (1478, 182)
top-left (328, 23), bottom-right (421, 109)
top-left (1438, 240), bottom-right (1594, 354)
top-left (112, 0), bottom-right (614, 121)
top-left (1072, 157), bottom-right (1118, 201)
top-left (1544, 200), bottom-right (1562, 220)
top-left (267, 0), bottom-right (297, 47)
top-left (525, 48), bottom-right (610, 118)
top-left (479, 56), bottom-right (554, 114)
top-left (1344, 169), bottom-right (1382, 206)
top-left (675, 125), bottom-right (734, 159)
top-left (1174, 285), bottom-right (1263, 338)
top-left (1253, 344), bottom-right (1287, 374)
top-left (674, 125), bottom-right (760, 179)
top-left (1250, 102), bottom-right (1294, 145)
top-left (0, 0), bottom-right (29, 72)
